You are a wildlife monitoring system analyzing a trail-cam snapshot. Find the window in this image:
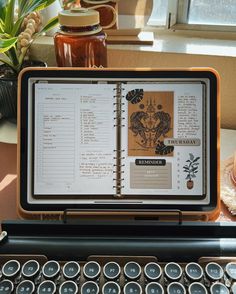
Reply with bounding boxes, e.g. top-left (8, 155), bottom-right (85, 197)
top-left (148, 0), bottom-right (236, 32)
